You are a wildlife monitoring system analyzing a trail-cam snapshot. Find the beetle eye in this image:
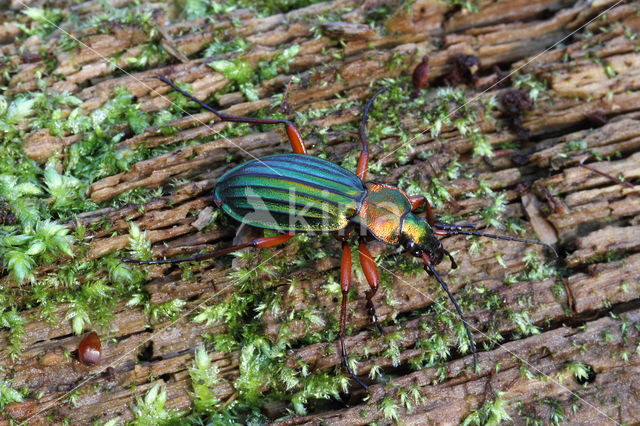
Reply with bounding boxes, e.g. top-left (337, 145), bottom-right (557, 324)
top-left (405, 241), bottom-right (422, 257)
